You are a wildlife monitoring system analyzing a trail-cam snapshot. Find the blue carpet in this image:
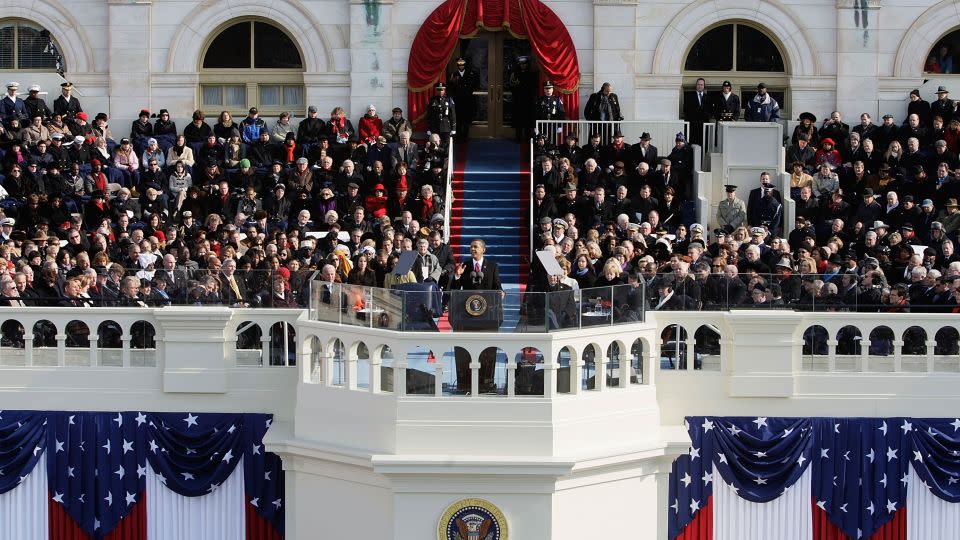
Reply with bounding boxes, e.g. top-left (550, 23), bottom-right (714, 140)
top-left (454, 139), bottom-right (525, 287)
